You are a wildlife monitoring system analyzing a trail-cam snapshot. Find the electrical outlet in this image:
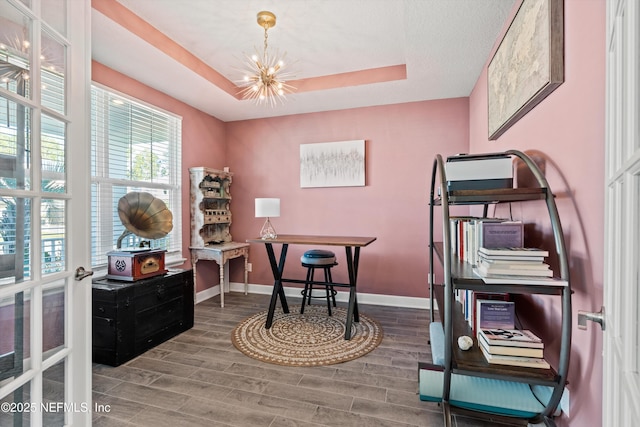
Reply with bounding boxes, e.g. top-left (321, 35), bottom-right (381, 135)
top-left (247, 263), bottom-right (252, 272)
top-left (560, 387), bottom-right (570, 417)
